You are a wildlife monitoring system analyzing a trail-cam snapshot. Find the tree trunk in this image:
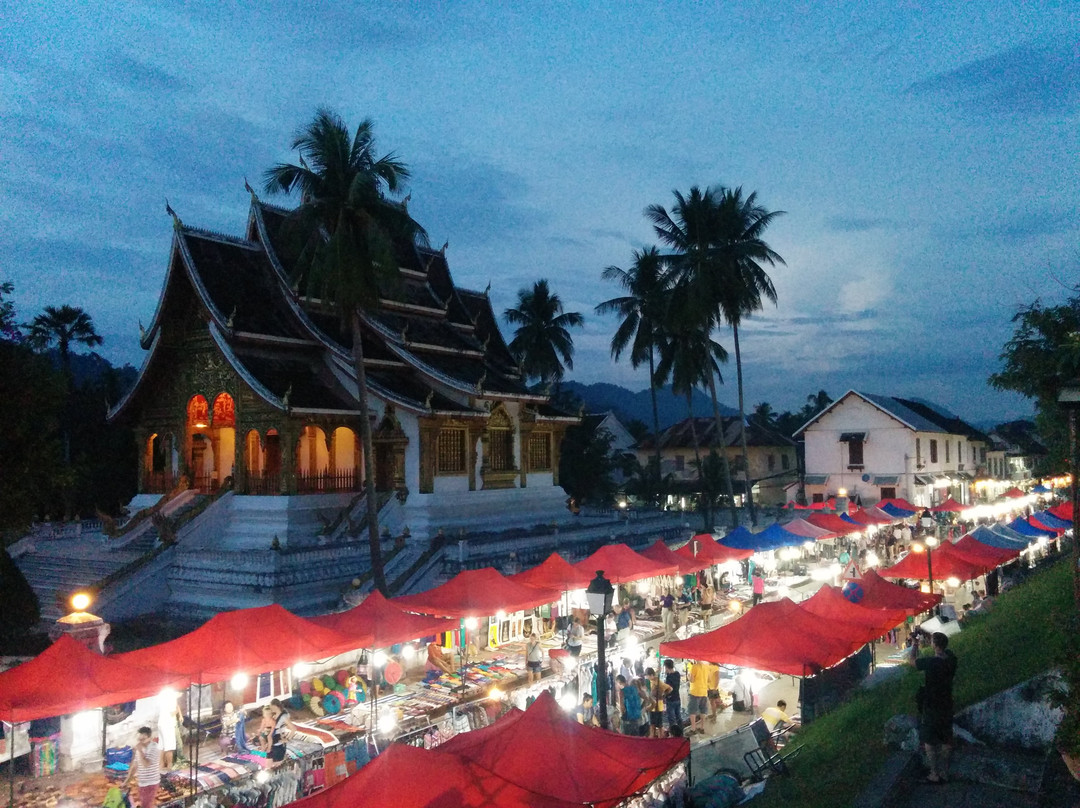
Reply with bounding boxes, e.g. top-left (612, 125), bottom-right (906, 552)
top-left (705, 370), bottom-right (740, 530)
top-left (648, 343), bottom-right (663, 504)
top-left (352, 309), bottom-right (387, 594)
top-left (733, 325), bottom-right (757, 526)
top-left (686, 394), bottom-right (708, 531)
